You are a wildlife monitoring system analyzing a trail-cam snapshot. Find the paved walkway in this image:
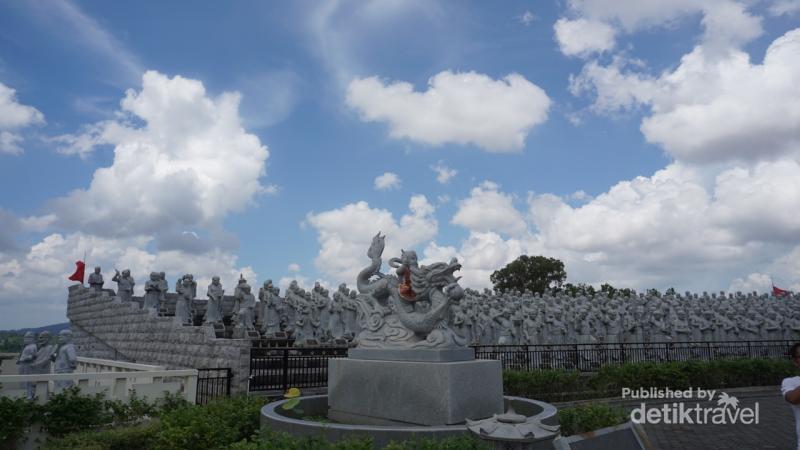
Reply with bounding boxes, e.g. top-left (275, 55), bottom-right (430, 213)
top-left (641, 391), bottom-right (796, 450)
top-left (556, 387), bottom-right (797, 449)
